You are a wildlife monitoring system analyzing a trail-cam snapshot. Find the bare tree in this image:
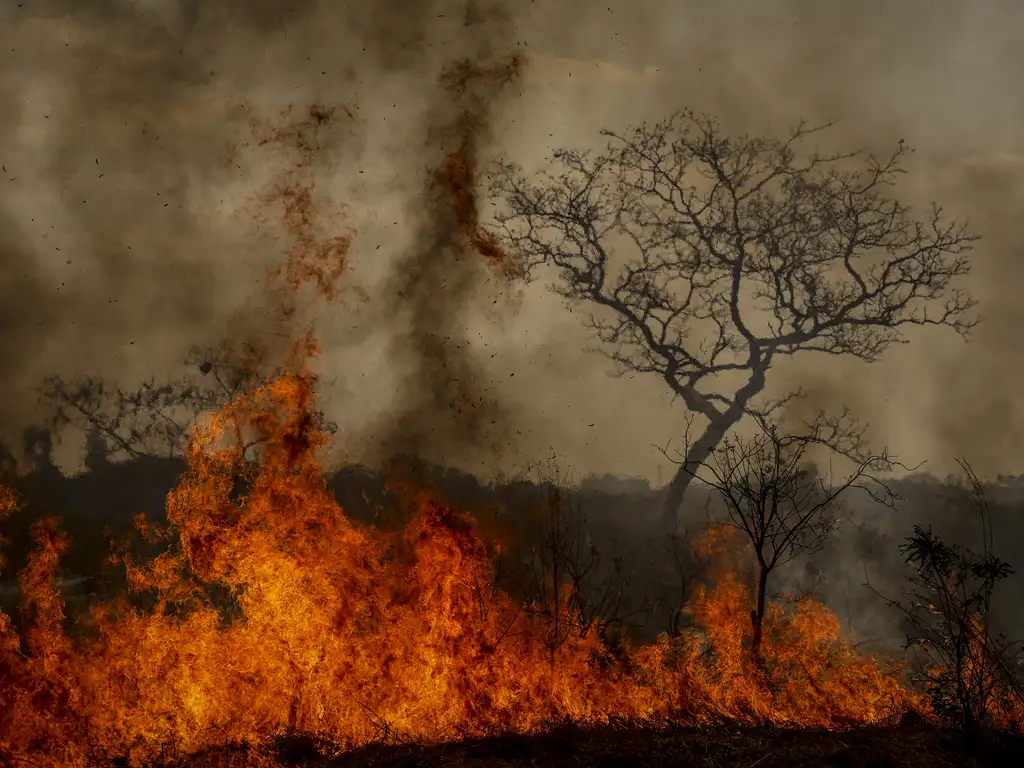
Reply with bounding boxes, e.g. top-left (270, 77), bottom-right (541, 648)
top-left (39, 342), bottom-right (335, 465)
top-left (511, 458), bottom-right (649, 664)
top-left (491, 110), bottom-right (978, 529)
top-left (672, 413), bottom-right (899, 666)
top-left (39, 343), bottom-right (260, 461)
